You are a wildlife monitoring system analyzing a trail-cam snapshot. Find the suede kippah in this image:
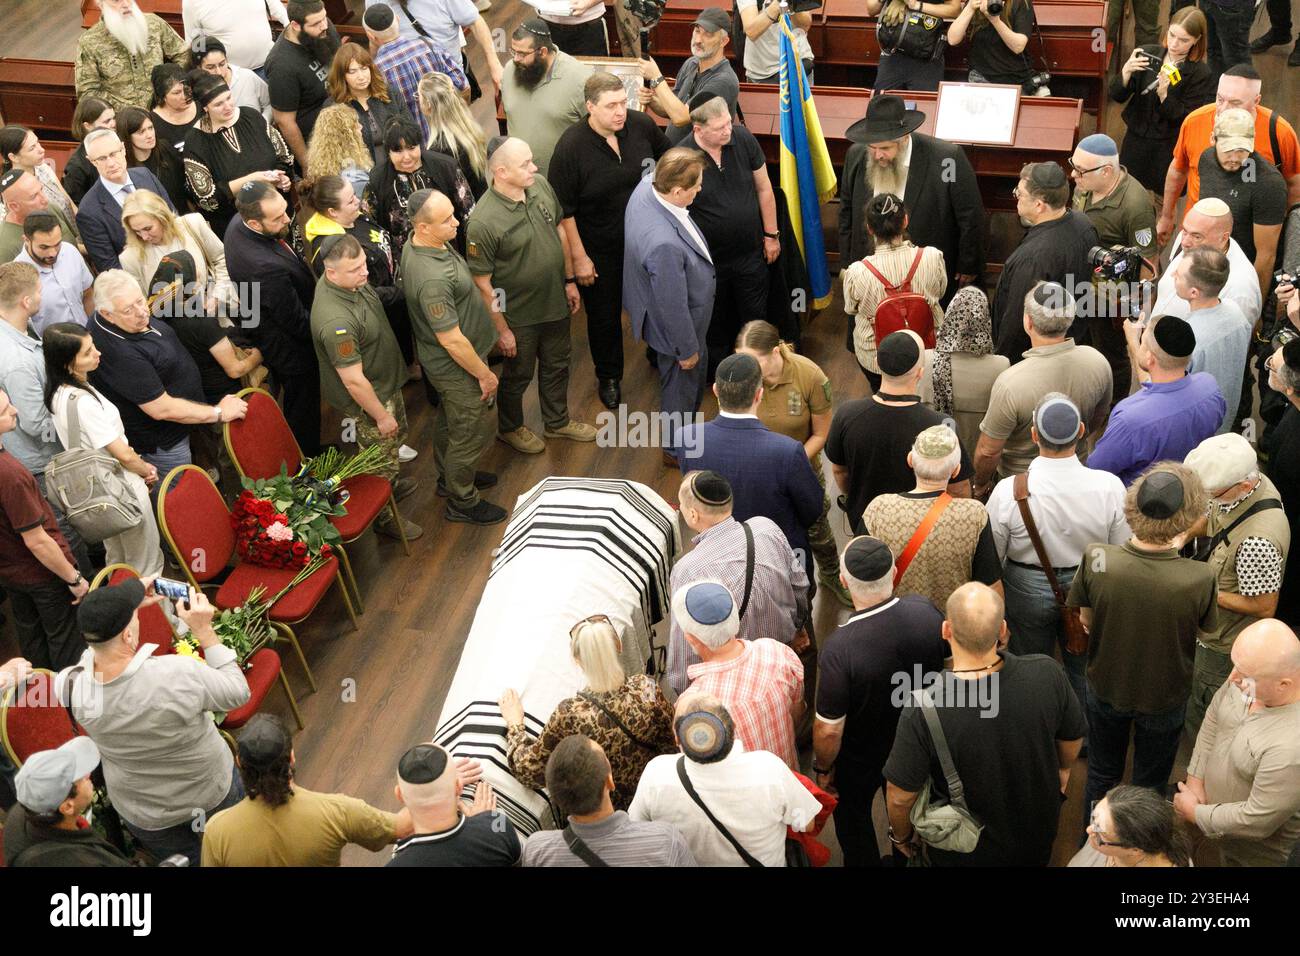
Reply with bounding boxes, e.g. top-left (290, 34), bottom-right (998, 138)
top-left (690, 470), bottom-right (732, 506)
top-left (0, 167), bottom-right (24, 193)
top-left (1077, 133), bottom-right (1118, 156)
top-left (1136, 470), bottom-right (1185, 519)
top-left (715, 352), bottom-right (760, 384)
top-left (877, 331), bottom-right (921, 376)
top-left (1152, 315), bottom-right (1195, 358)
top-left (843, 536), bottom-right (893, 582)
top-left (362, 3), bottom-right (395, 29)
top-left (398, 743), bottom-right (449, 785)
